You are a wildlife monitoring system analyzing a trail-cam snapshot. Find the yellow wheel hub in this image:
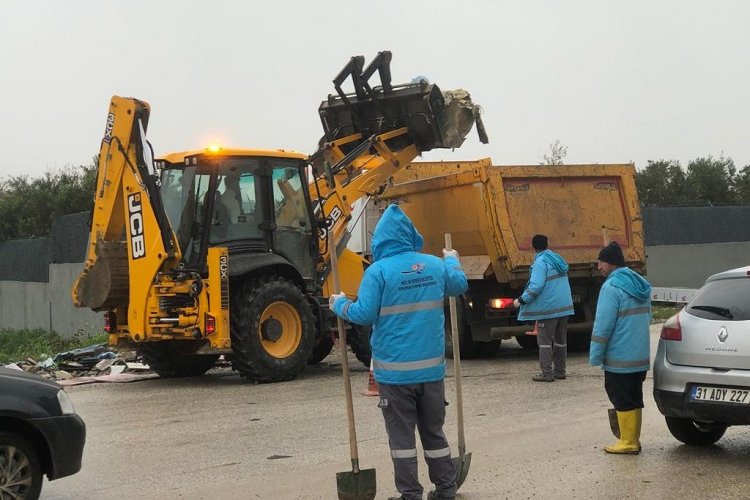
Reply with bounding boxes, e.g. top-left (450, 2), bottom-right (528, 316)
top-left (259, 301), bottom-right (302, 359)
